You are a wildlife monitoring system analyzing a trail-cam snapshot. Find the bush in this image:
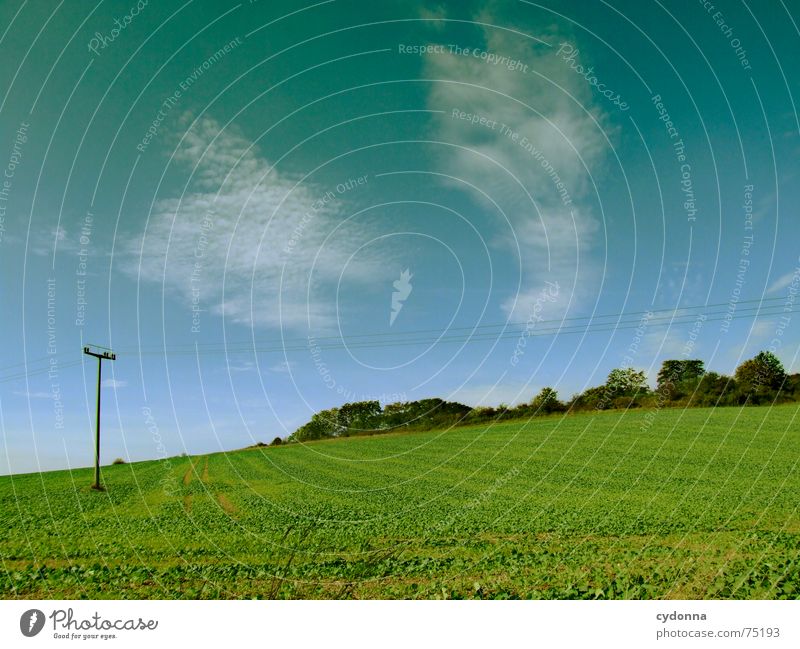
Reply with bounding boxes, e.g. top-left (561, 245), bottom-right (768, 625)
top-left (270, 437), bottom-right (283, 446)
top-left (112, 458), bottom-right (126, 465)
top-left (735, 351), bottom-right (787, 395)
top-left (463, 406), bottom-right (496, 421)
top-left (657, 359), bottom-right (705, 393)
top-left (605, 367), bottom-right (649, 396)
top-left (569, 385), bottom-right (612, 411)
top-left (530, 387), bottom-right (565, 414)
top-left (612, 396), bottom-right (639, 410)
